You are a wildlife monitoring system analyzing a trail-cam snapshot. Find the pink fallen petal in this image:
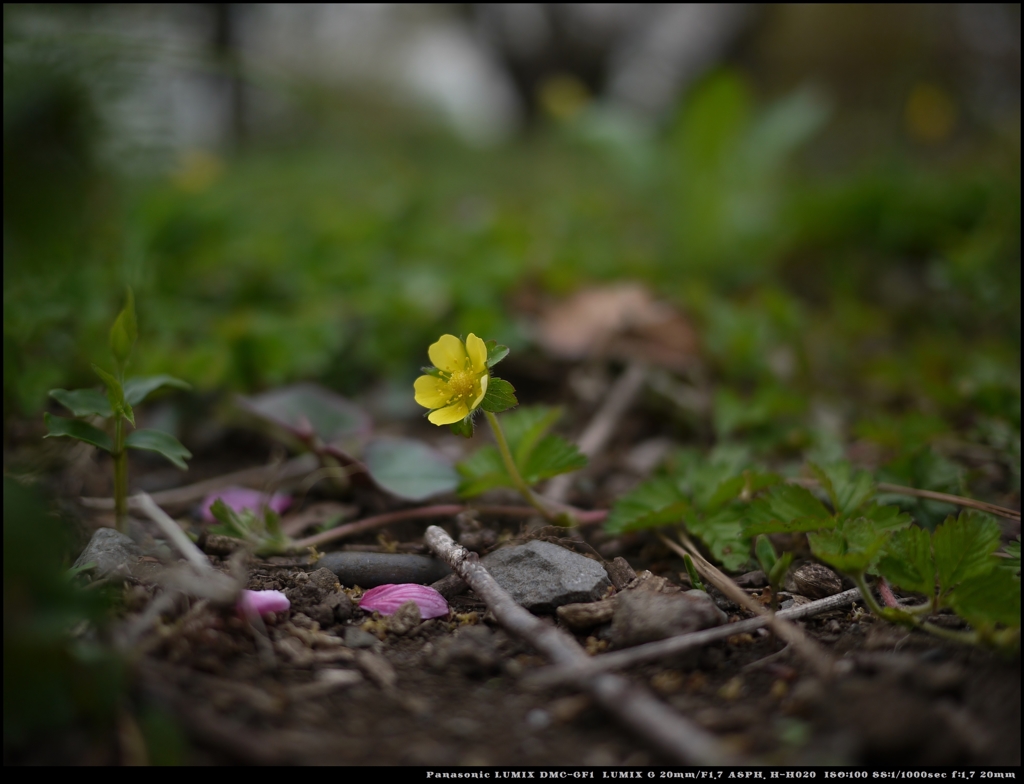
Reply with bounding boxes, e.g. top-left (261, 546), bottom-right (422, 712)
top-left (359, 583), bottom-right (449, 619)
top-left (201, 486), bottom-right (292, 523)
top-left (238, 589), bottom-right (290, 617)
